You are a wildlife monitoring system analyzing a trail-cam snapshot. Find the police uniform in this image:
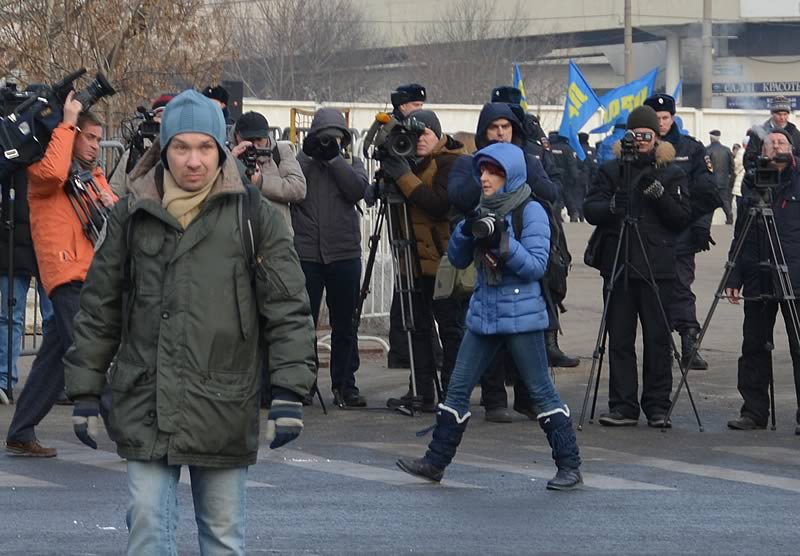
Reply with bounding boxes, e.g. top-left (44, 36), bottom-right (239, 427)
top-left (548, 132), bottom-right (582, 220)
